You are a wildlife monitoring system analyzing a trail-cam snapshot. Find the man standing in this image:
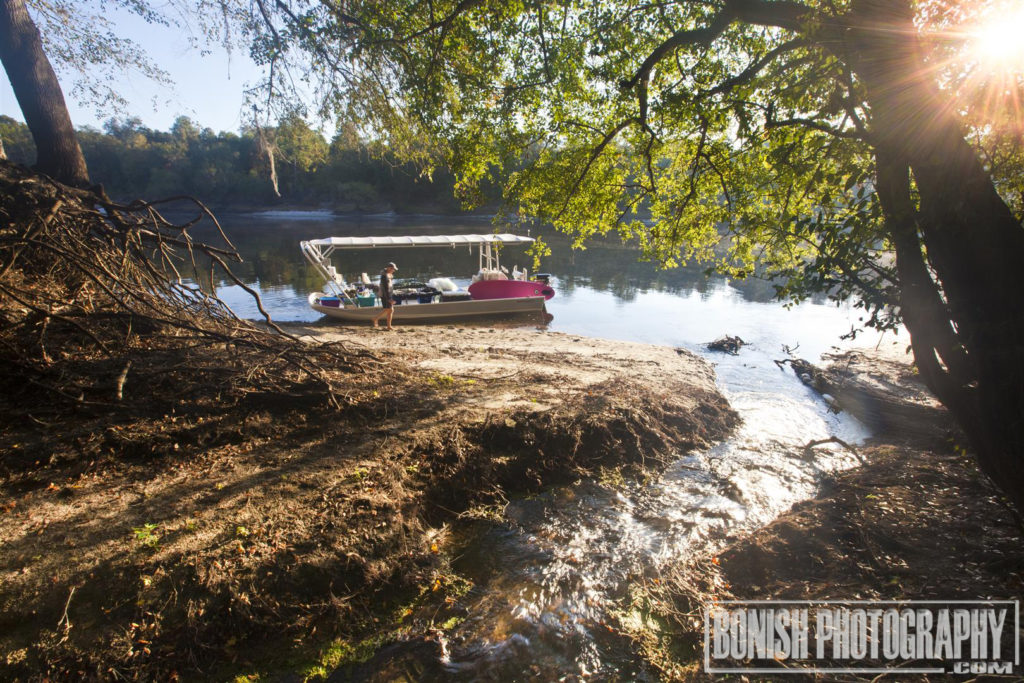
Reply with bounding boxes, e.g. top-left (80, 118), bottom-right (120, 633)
top-left (372, 262), bottom-right (398, 330)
